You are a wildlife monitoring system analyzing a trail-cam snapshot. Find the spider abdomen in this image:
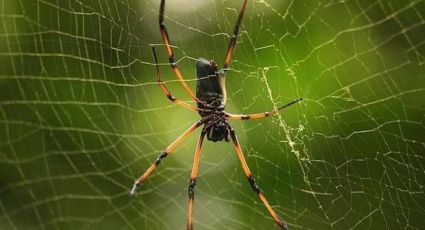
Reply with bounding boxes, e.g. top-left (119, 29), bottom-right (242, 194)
top-left (195, 58), bottom-right (224, 110)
